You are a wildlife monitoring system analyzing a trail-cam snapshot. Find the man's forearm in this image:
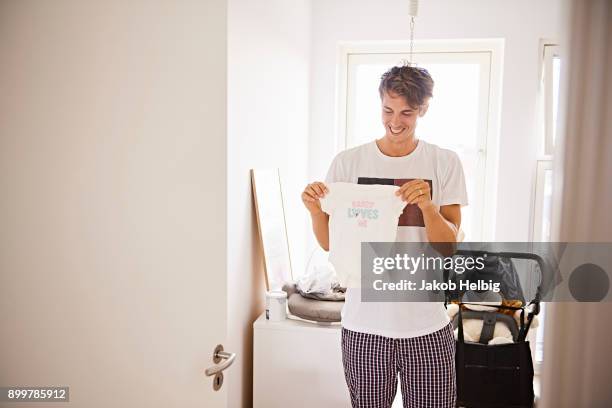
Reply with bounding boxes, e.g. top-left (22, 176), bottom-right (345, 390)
top-left (311, 211), bottom-right (330, 251)
top-left (421, 206), bottom-right (458, 243)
